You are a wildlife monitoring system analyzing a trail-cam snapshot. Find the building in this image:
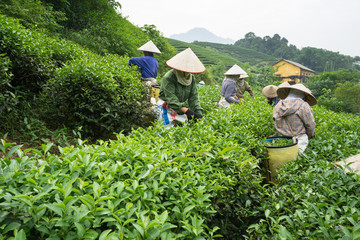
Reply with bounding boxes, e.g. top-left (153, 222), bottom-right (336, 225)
top-left (272, 59), bottom-right (315, 84)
